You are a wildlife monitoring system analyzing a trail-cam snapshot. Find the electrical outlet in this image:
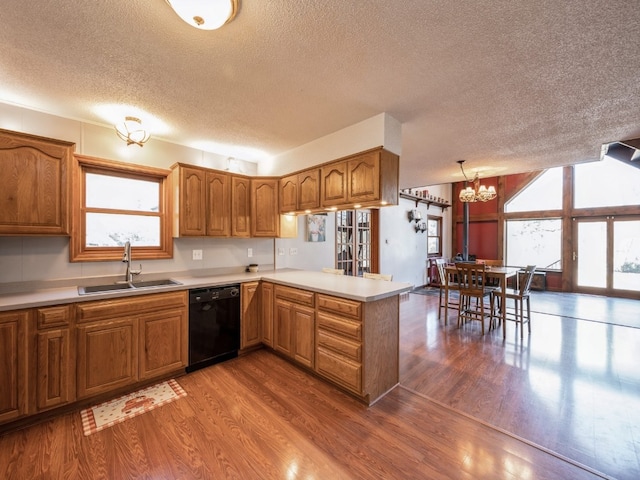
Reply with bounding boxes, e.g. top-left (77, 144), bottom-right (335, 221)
top-left (278, 248), bottom-right (285, 256)
top-left (247, 248), bottom-right (253, 258)
top-left (289, 247), bottom-right (298, 255)
top-left (192, 249), bottom-right (203, 260)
